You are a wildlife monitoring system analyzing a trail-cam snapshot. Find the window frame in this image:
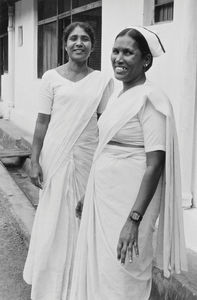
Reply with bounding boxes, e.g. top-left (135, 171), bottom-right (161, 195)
top-left (154, 0), bottom-right (174, 24)
top-left (0, 33), bottom-right (8, 75)
top-left (37, 0), bottom-right (102, 78)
